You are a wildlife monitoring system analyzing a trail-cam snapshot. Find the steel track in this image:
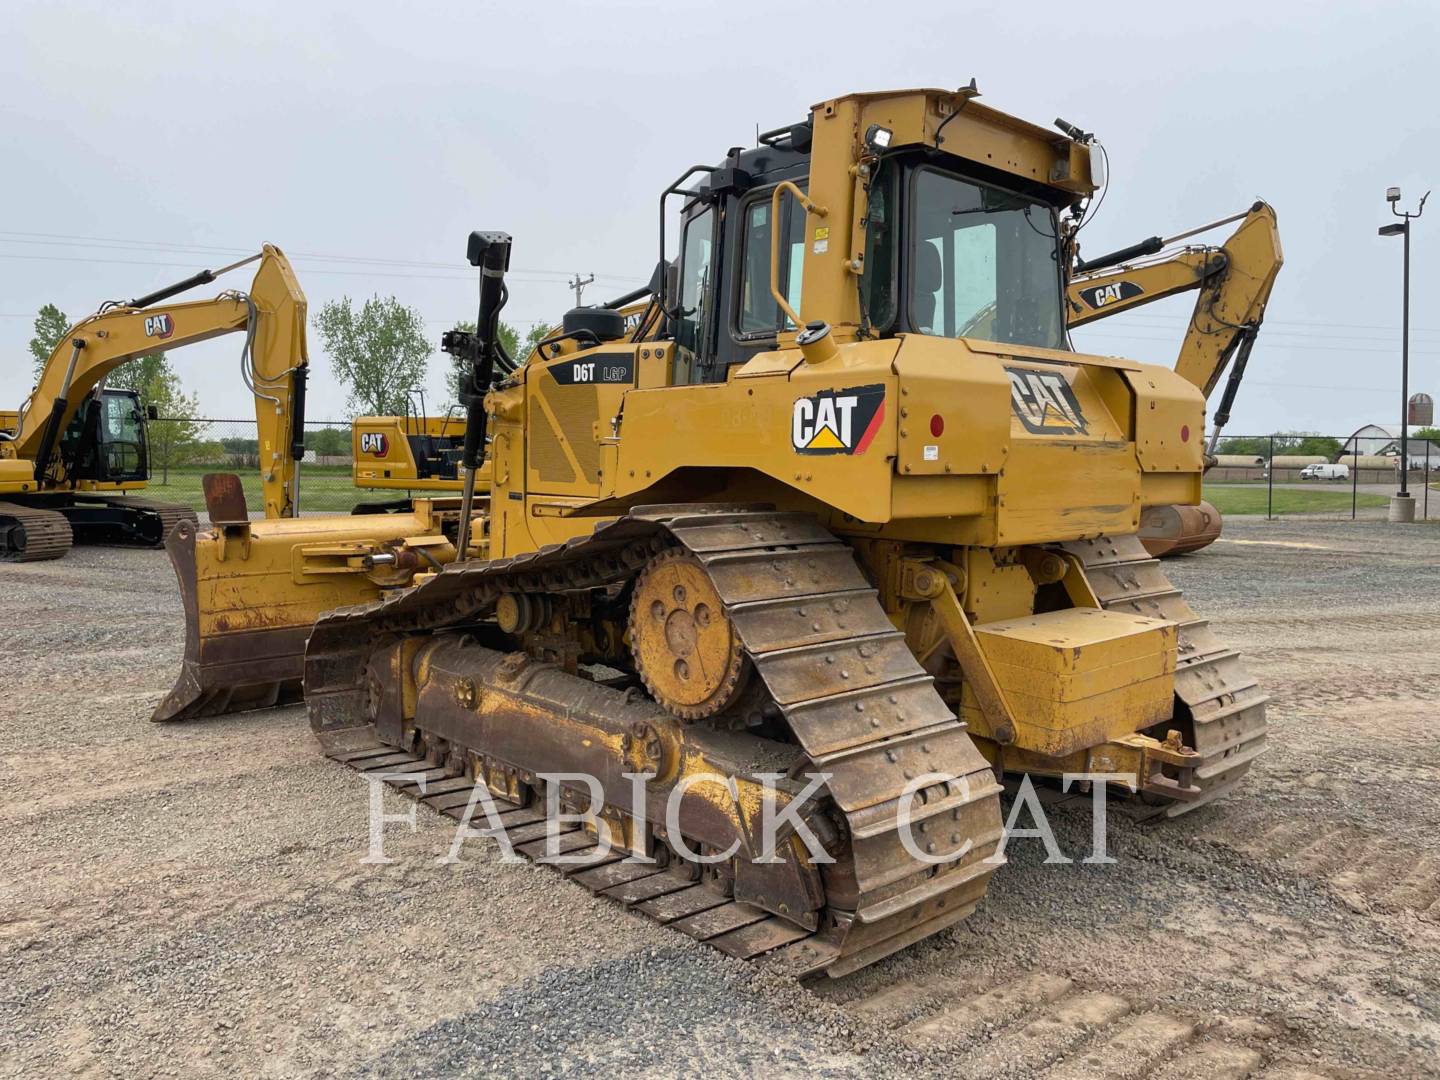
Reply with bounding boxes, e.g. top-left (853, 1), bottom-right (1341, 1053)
top-left (306, 506), bottom-right (1006, 978)
top-left (1063, 535), bottom-right (1269, 813)
top-left (0, 501), bottom-right (73, 561)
